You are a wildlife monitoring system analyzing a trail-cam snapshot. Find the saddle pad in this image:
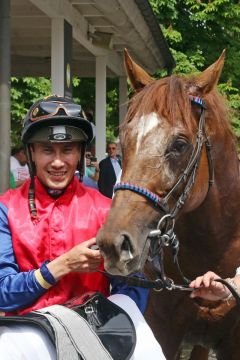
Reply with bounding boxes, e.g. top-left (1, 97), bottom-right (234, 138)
top-left (0, 292), bottom-right (136, 360)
